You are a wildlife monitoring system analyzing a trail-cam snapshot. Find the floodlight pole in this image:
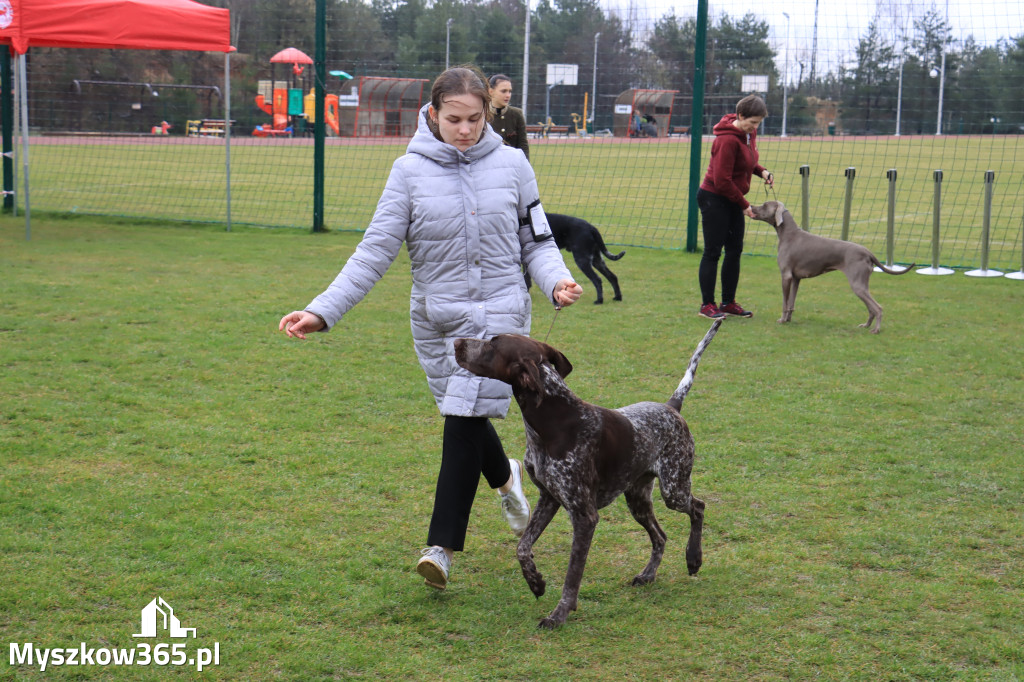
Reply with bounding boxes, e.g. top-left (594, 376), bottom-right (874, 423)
top-left (895, 60), bottom-right (903, 136)
top-left (522, 2), bottom-right (531, 120)
top-left (936, 0), bottom-right (949, 135)
top-left (810, 0), bottom-right (819, 84)
top-left (445, 18), bottom-right (453, 70)
top-left (781, 12), bottom-right (789, 137)
top-left (591, 32), bottom-right (600, 130)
